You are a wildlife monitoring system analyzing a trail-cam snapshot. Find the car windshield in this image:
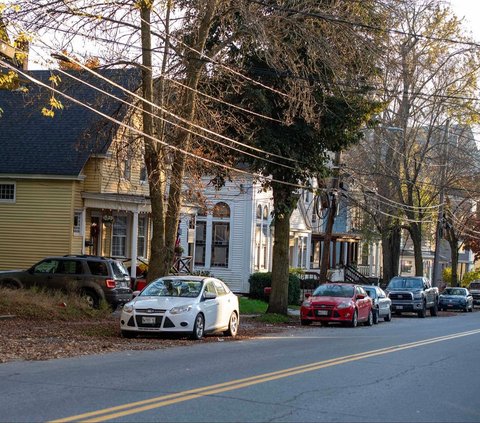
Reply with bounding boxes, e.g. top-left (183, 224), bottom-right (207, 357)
top-left (469, 282), bottom-right (480, 289)
top-left (388, 278), bottom-right (423, 289)
top-left (443, 288), bottom-right (466, 296)
top-left (313, 284), bottom-right (354, 298)
top-left (140, 279), bottom-right (203, 298)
